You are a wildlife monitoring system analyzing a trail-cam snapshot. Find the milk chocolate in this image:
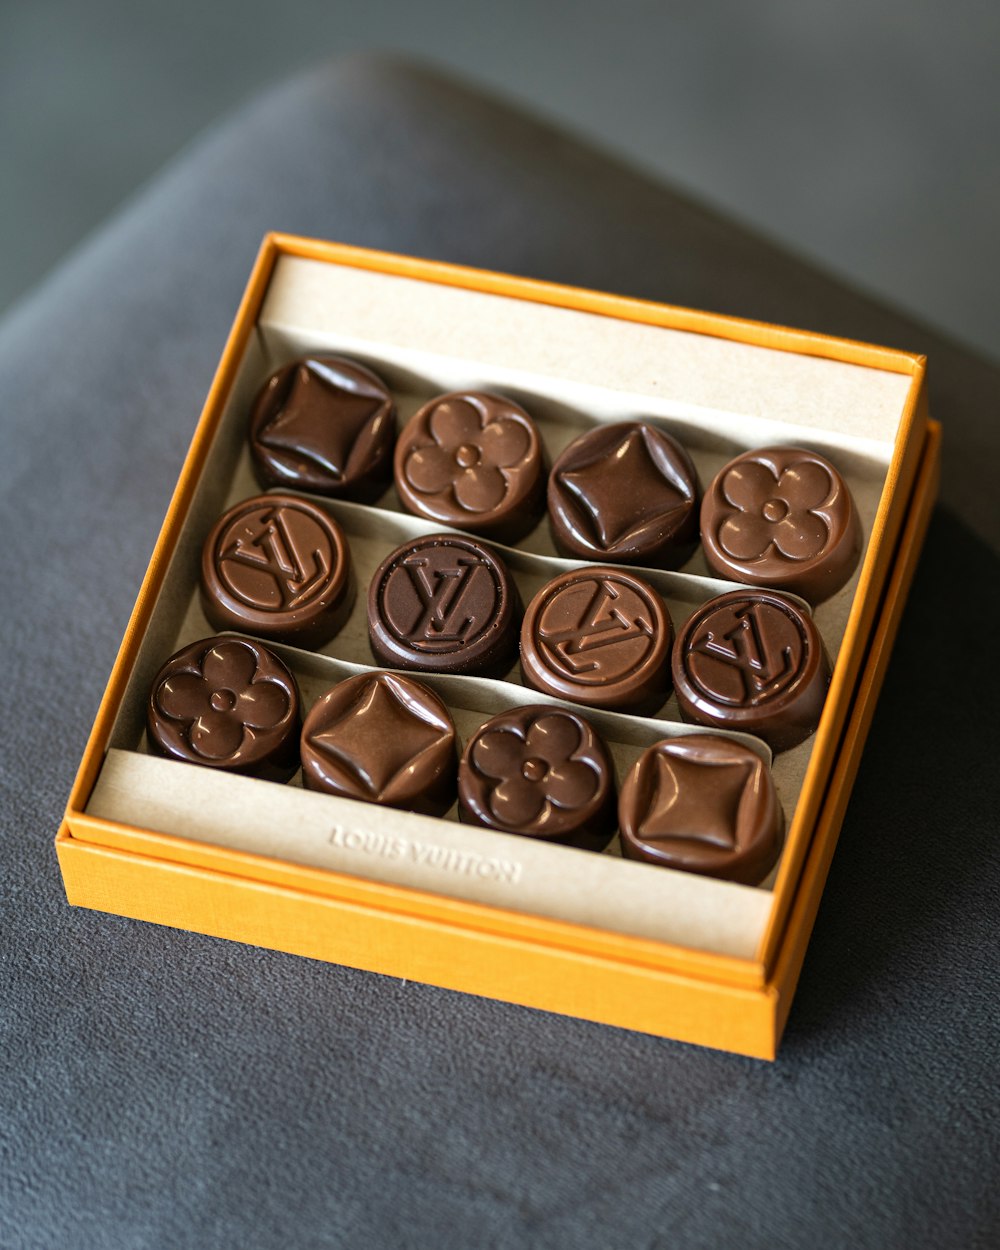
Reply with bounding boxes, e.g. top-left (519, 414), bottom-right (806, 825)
top-left (520, 567), bottom-right (673, 714)
top-left (701, 446), bottom-right (861, 603)
top-left (249, 356), bottom-right (395, 501)
top-left (458, 707), bottom-right (616, 851)
top-left (394, 392), bottom-right (545, 542)
top-left (200, 494), bottom-right (353, 649)
top-left (300, 672), bottom-right (458, 816)
top-left (672, 589), bottom-right (830, 751)
top-left (368, 533), bottom-right (520, 678)
top-left (618, 735), bottom-right (783, 885)
top-left (548, 422), bottom-right (699, 567)
top-left (147, 636), bottom-right (300, 781)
